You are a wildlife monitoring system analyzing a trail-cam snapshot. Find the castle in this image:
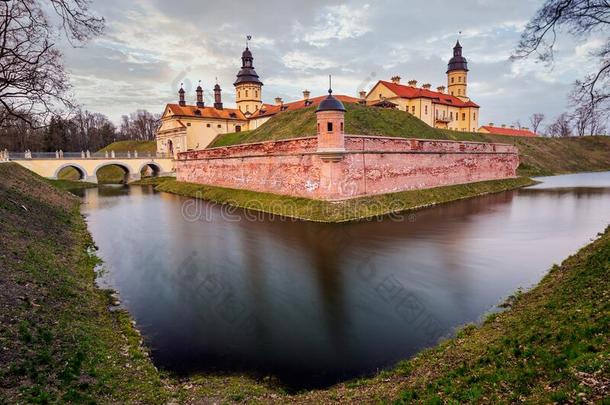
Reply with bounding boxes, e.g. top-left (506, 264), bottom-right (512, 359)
top-left (156, 40), bottom-right (515, 158)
